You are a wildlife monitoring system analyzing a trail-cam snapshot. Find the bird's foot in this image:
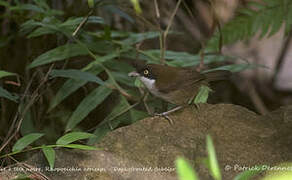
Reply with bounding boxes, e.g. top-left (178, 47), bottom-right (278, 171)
top-left (153, 106), bottom-right (184, 125)
top-left (154, 112), bottom-right (174, 125)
